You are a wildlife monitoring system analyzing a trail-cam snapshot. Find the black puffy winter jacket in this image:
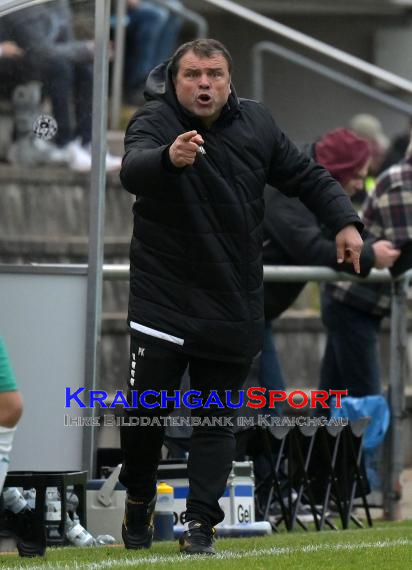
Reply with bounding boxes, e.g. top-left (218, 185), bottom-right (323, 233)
top-left (120, 62), bottom-right (362, 363)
